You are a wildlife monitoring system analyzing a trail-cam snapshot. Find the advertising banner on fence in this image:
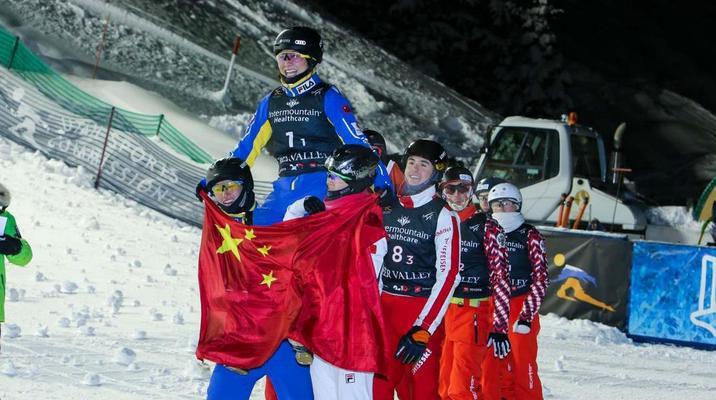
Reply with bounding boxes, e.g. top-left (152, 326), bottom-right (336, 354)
top-left (540, 229), bottom-right (632, 329)
top-left (0, 68), bottom-right (206, 226)
top-left (628, 241), bottom-right (716, 347)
